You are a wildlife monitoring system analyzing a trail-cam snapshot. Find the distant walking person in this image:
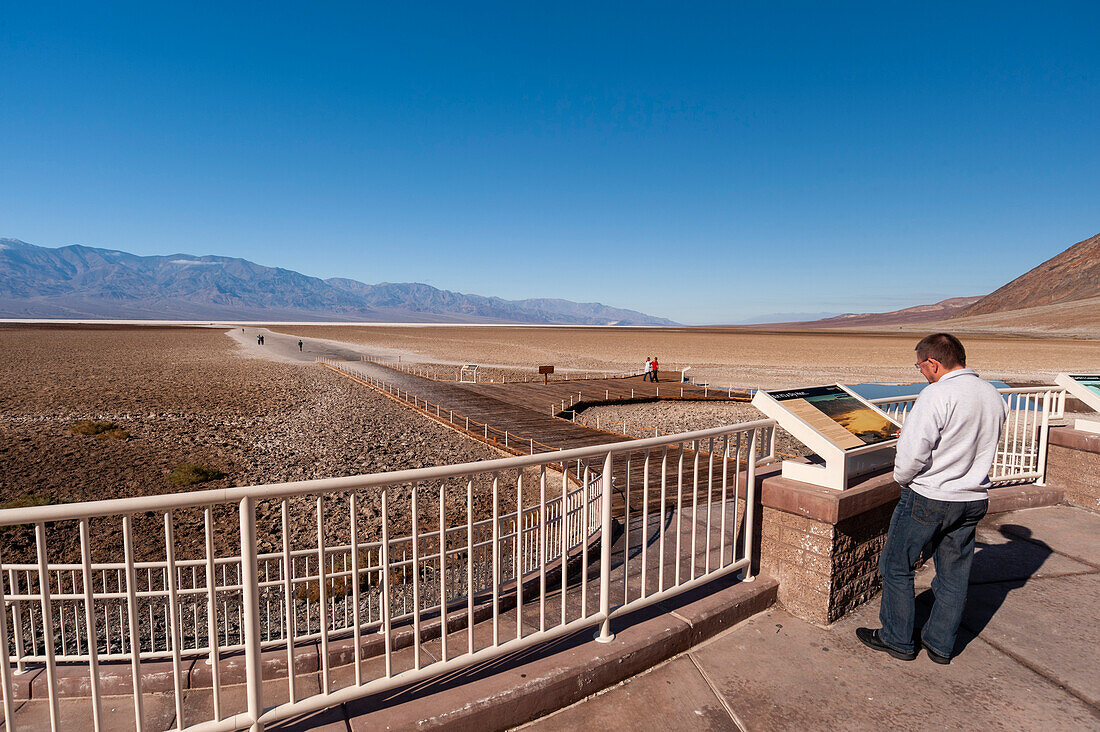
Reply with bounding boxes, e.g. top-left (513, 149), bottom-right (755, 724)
top-left (858, 333), bottom-right (1007, 664)
top-left (257, 335), bottom-right (262, 346)
top-left (643, 358), bottom-right (652, 381)
top-left (298, 340), bottom-right (303, 352)
top-left (650, 357), bottom-right (659, 383)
